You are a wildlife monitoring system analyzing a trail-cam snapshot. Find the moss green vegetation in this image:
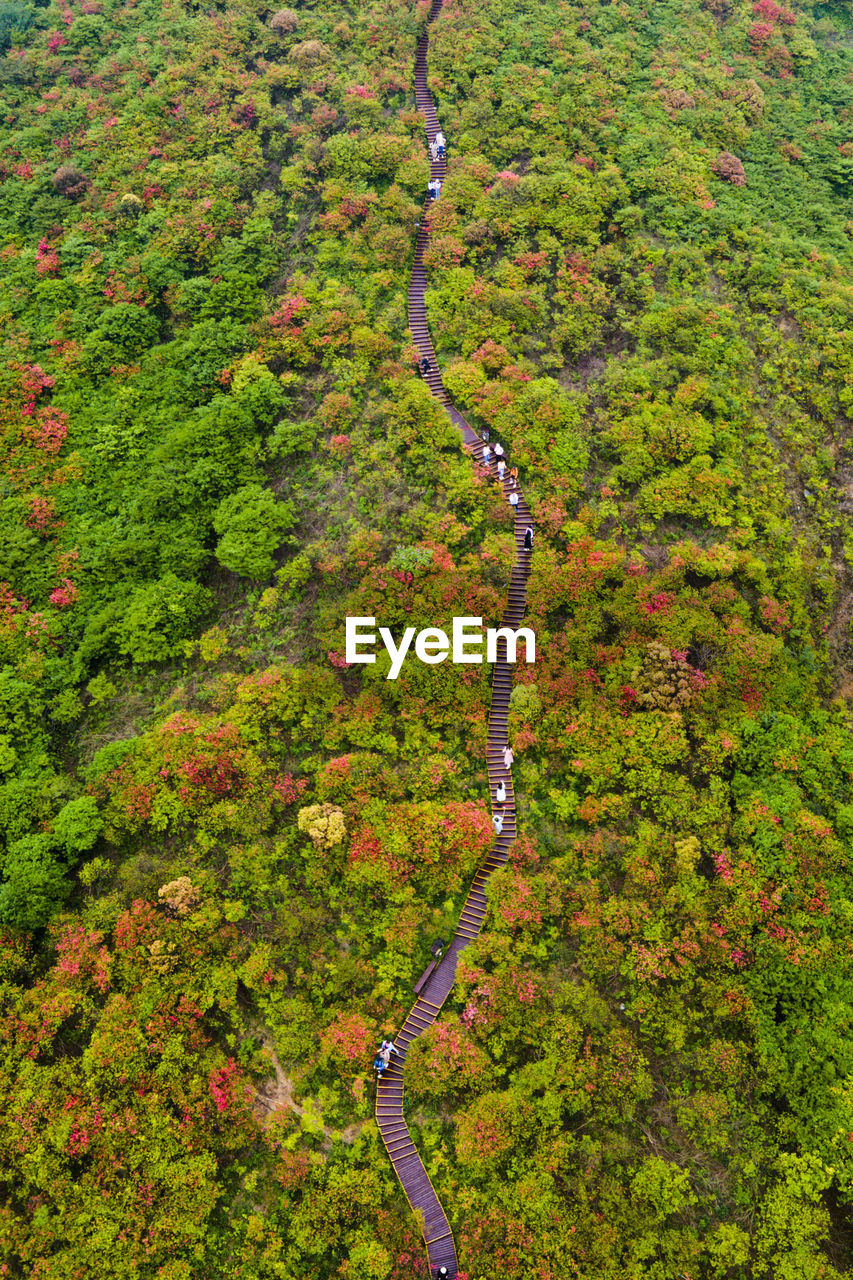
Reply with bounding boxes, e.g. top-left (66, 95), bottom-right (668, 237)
top-left (0, 0), bottom-right (852, 1274)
